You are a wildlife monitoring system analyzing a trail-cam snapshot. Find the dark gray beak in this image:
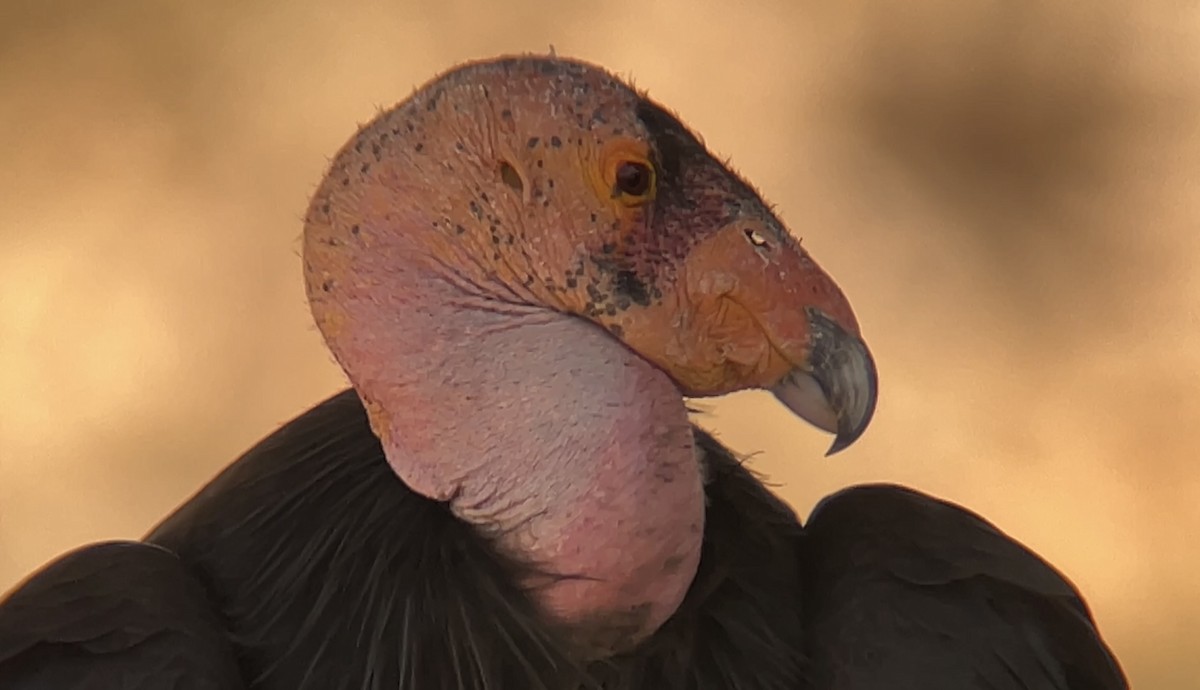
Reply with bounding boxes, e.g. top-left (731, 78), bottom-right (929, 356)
top-left (769, 308), bottom-right (878, 456)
